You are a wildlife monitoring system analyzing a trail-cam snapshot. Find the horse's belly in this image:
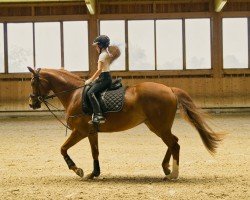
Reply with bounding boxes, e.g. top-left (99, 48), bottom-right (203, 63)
top-left (98, 109), bottom-right (145, 132)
